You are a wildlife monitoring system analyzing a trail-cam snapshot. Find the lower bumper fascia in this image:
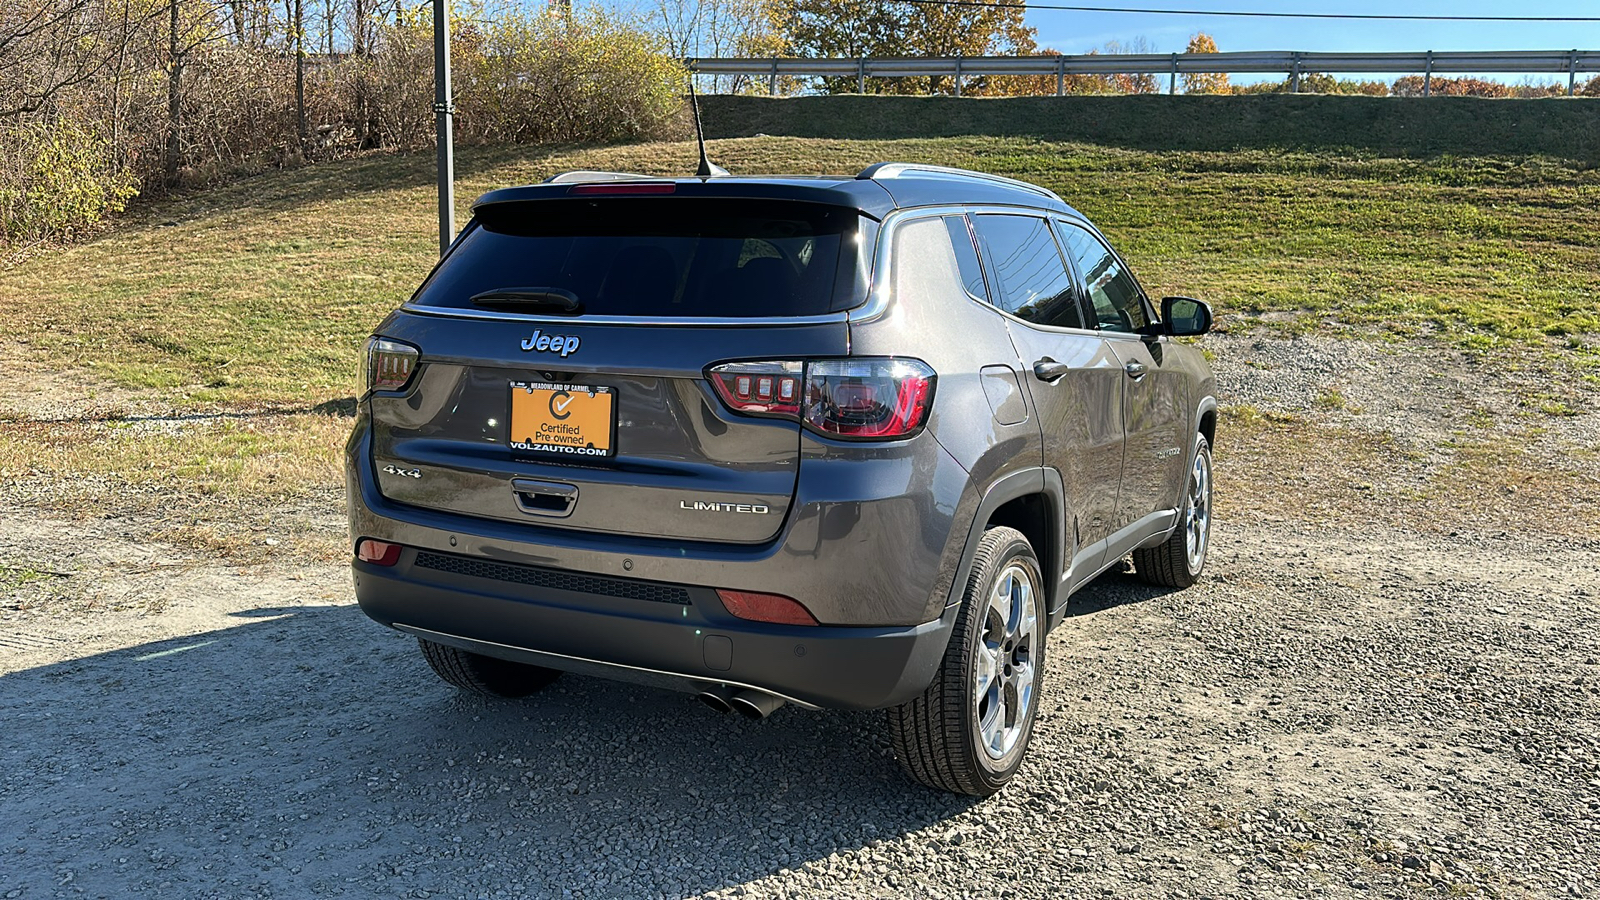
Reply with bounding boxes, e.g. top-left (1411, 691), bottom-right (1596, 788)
top-left (354, 556), bottom-right (956, 711)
